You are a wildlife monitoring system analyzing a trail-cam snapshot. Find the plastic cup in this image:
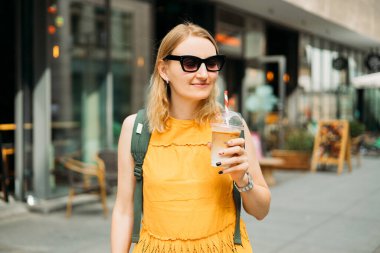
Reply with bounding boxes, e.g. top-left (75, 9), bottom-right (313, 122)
top-left (211, 111), bottom-right (244, 167)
